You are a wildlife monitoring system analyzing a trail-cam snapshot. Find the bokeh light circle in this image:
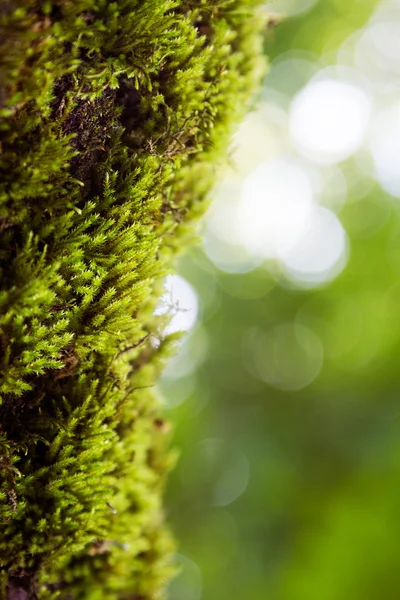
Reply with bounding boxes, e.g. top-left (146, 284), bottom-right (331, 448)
top-left (281, 206), bottom-right (349, 286)
top-left (239, 158), bottom-right (314, 258)
top-left (290, 78), bottom-right (372, 164)
top-left (156, 275), bottom-right (199, 334)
